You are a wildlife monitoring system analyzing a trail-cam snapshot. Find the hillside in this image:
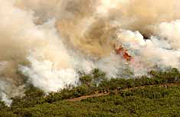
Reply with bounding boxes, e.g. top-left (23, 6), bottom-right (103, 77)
top-left (1, 68), bottom-right (180, 117)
